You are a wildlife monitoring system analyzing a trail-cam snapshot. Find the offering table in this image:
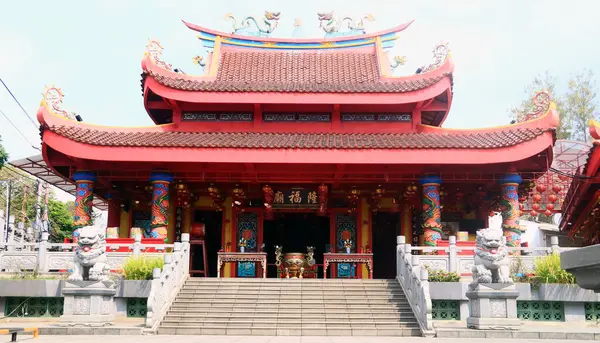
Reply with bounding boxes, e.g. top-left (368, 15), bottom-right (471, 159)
top-left (217, 252), bottom-right (267, 278)
top-left (323, 252), bottom-right (373, 279)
